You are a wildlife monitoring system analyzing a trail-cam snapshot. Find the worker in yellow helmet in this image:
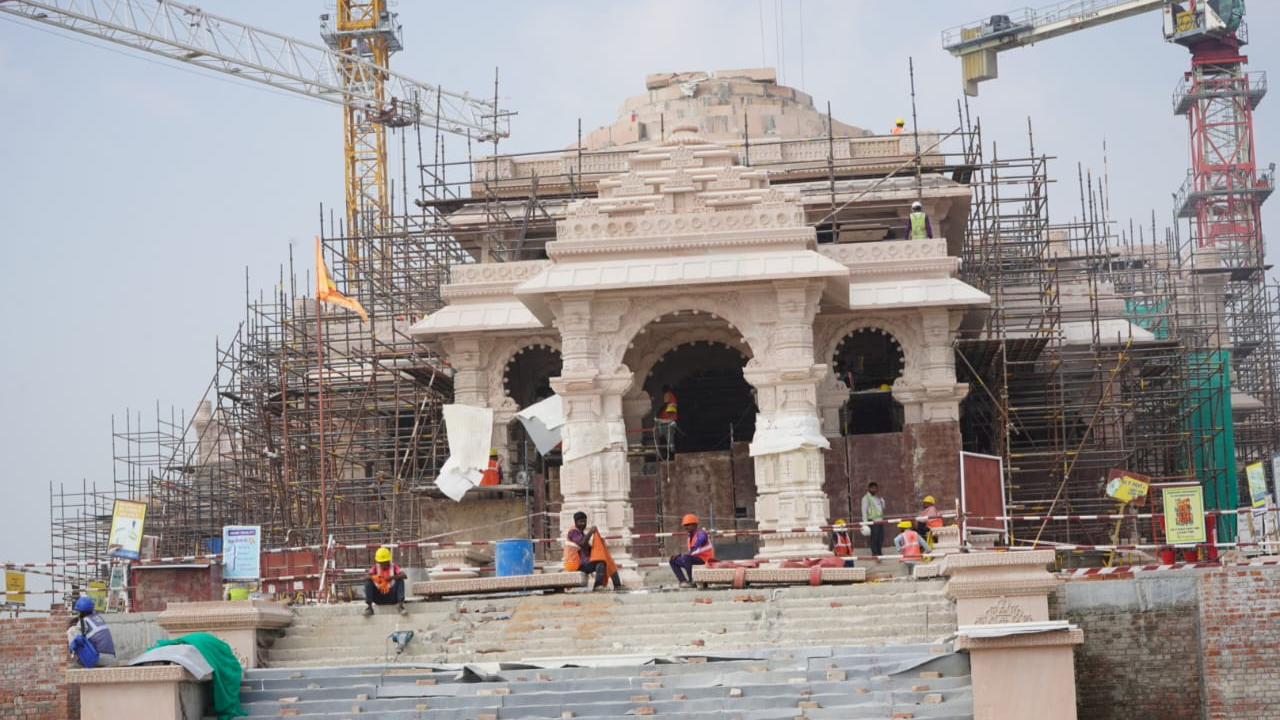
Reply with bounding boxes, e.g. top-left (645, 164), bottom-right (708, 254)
top-left (891, 117), bottom-right (906, 135)
top-left (480, 448), bottom-right (503, 486)
top-left (916, 495), bottom-right (943, 541)
top-left (830, 519), bottom-right (854, 560)
top-left (894, 519), bottom-right (930, 574)
top-left (364, 546), bottom-right (408, 616)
